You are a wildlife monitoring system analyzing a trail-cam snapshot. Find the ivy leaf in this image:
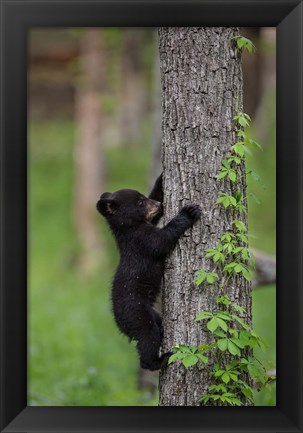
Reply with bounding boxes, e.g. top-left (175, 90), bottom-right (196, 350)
top-left (200, 395), bottom-right (210, 403)
top-left (241, 387), bottom-right (253, 398)
top-left (205, 248), bottom-right (216, 258)
top-left (216, 295), bottom-right (231, 305)
top-left (237, 233), bottom-right (248, 243)
top-left (242, 267), bottom-right (252, 281)
top-left (247, 361), bottom-right (268, 384)
top-left (216, 311), bottom-right (232, 321)
top-left (234, 264), bottom-right (243, 273)
top-left (213, 252), bottom-right (225, 263)
top-left (216, 171), bottom-right (228, 180)
top-left (223, 262), bottom-right (237, 273)
top-left (228, 397), bottom-right (242, 406)
top-left (213, 329), bottom-right (226, 338)
top-left (229, 373), bottom-right (239, 381)
top-left (232, 36), bottom-right (256, 54)
top-left (237, 129), bottom-right (246, 138)
top-left (228, 156), bottom-right (242, 165)
top-left (233, 303), bottom-right (246, 314)
top-left (209, 384), bottom-right (227, 393)
top-left (231, 338), bottom-right (245, 349)
top-left (194, 270), bottom-right (207, 286)
top-left (221, 372), bottom-right (230, 384)
top-left (214, 369), bottom-right (225, 378)
top-left (207, 317), bottom-right (219, 332)
top-left (231, 142), bottom-right (245, 157)
top-left (221, 233), bottom-right (232, 242)
top-left (217, 317), bottom-right (228, 332)
top-left (206, 272), bottom-right (218, 284)
top-left (182, 354), bottom-right (199, 368)
top-left (223, 197), bottom-right (230, 208)
top-left (238, 117), bottom-right (249, 127)
top-left (168, 353), bottom-right (187, 364)
top-left (227, 340), bottom-right (241, 356)
top-left (177, 345), bottom-right (194, 354)
top-left (238, 330), bottom-right (251, 346)
top-left (217, 339), bottom-right (228, 351)
top-left (196, 353), bottom-right (208, 364)
top-left (233, 220), bottom-right (247, 232)
top-left (237, 202), bottom-right (247, 214)
top-left (228, 170), bottom-right (237, 182)
top-left (217, 193), bottom-right (237, 209)
top-left (231, 315), bottom-right (249, 331)
top-left (241, 248), bottom-right (250, 261)
top-left (195, 311), bottom-right (213, 321)
top-left (230, 196), bottom-right (237, 207)
top-left (247, 138), bottom-right (263, 150)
